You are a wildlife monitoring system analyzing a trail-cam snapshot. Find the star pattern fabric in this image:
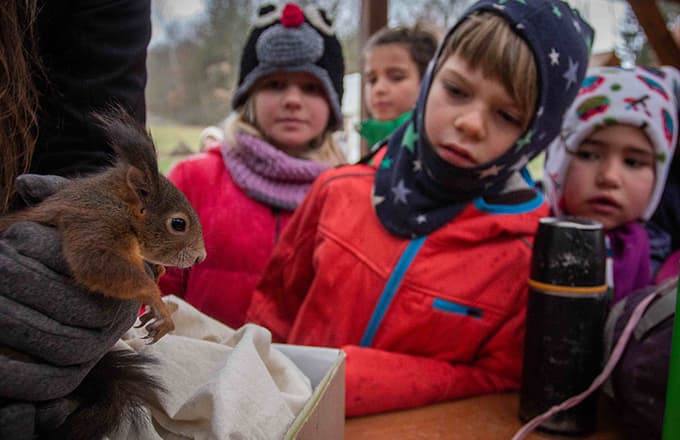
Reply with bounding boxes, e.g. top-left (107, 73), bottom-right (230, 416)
top-left (562, 57), bottom-right (581, 90)
top-left (372, 0), bottom-right (593, 238)
top-left (392, 180), bottom-right (412, 204)
top-left (549, 48), bottom-right (560, 65)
